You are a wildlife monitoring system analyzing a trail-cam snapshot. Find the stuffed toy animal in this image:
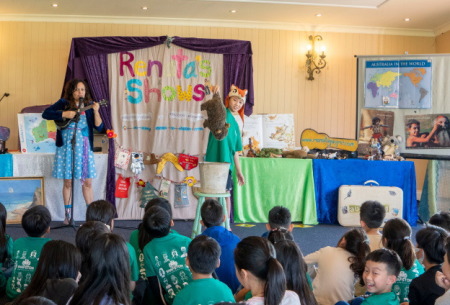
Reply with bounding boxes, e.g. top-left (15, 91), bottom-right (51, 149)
top-left (382, 135), bottom-right (405, 161)
top-left (201, 92), bottom-right (230, 140)
top-left (283, 146), bottom-right (313, 159)
top-left (282, 149), bottom-right (308, 158)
